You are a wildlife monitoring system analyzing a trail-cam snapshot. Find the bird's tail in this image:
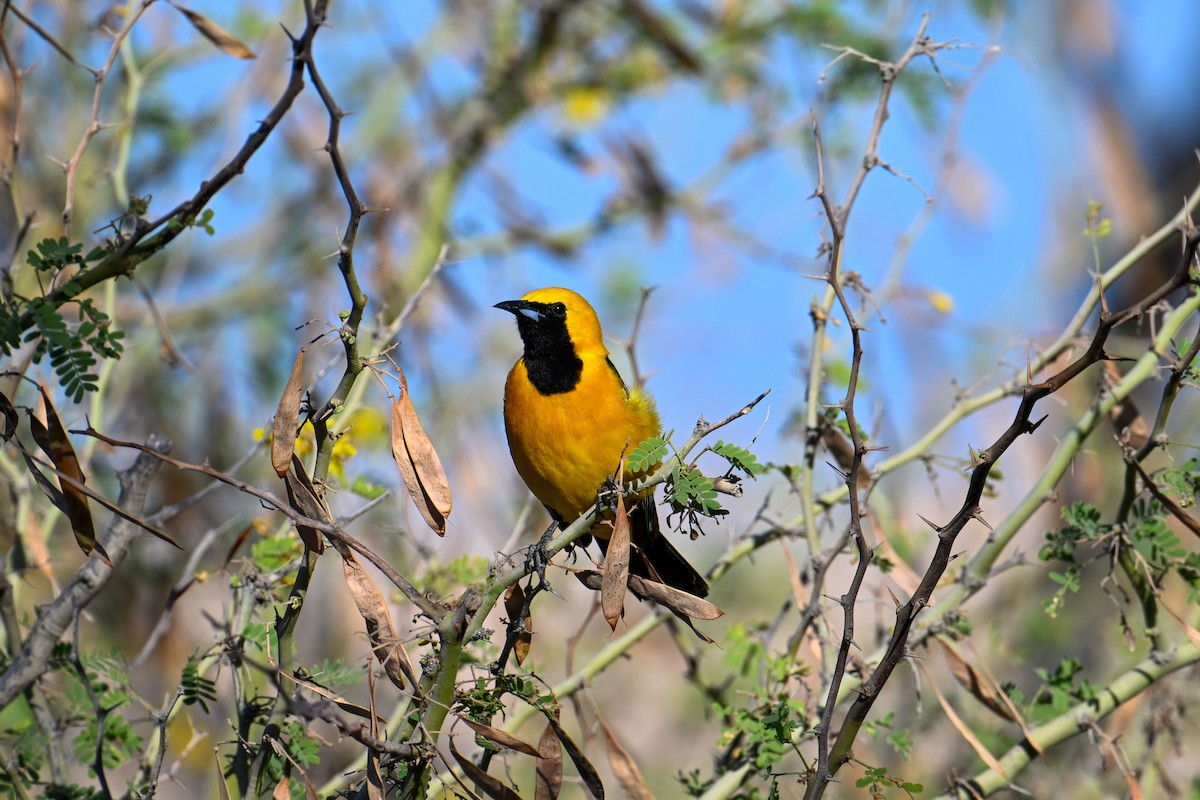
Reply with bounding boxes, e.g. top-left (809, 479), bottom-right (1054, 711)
top-left (599, 496), bottom-right (709, 598)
